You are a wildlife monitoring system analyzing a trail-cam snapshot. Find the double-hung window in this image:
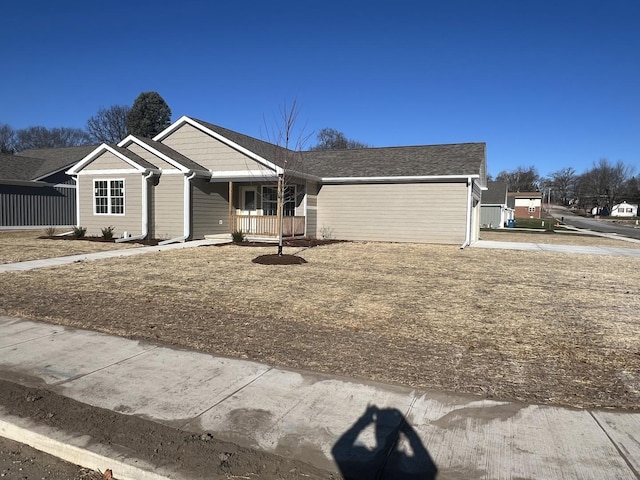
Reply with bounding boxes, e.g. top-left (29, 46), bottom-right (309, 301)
top-left (261, 185), bottom-right (296, 216)
top-left (94, 179), bottom-right (124, 215)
